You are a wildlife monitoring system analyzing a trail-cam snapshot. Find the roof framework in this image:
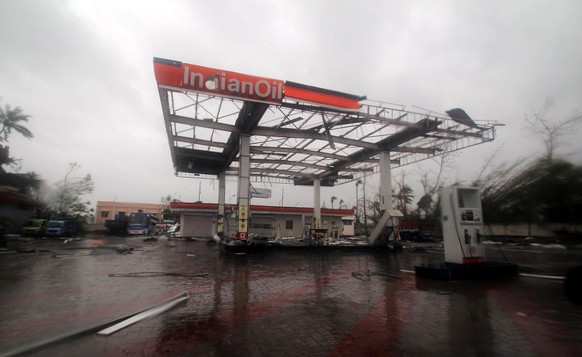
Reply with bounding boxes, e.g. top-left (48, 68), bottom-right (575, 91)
top-left (157, 76), bottom-right (497, 187)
